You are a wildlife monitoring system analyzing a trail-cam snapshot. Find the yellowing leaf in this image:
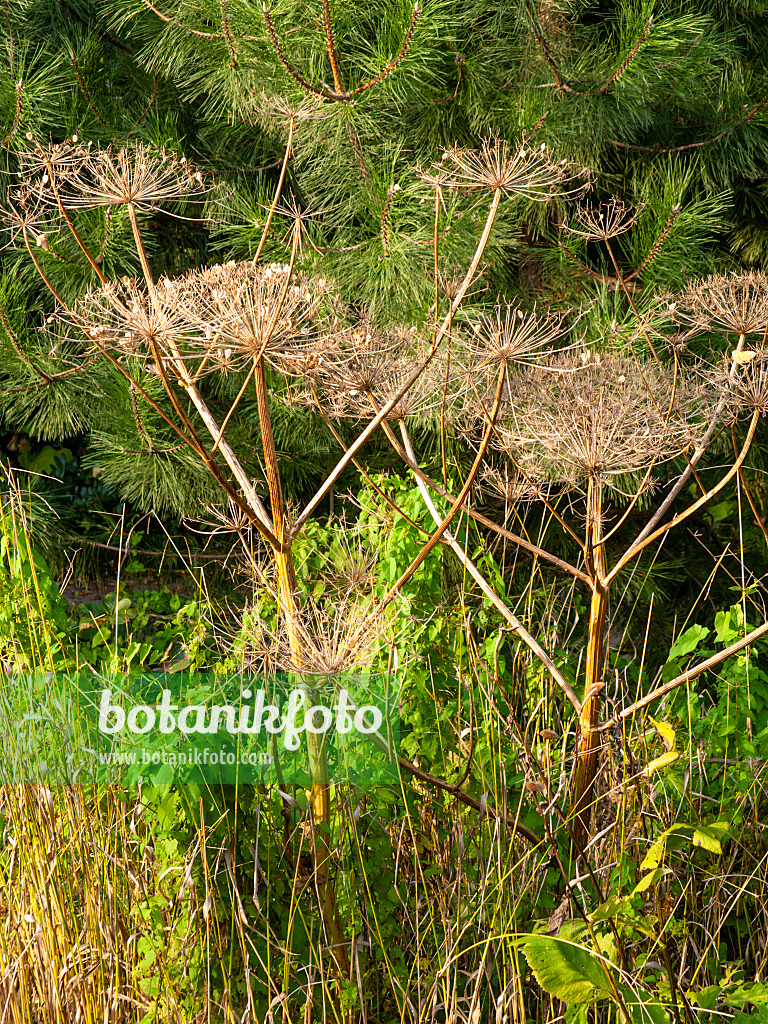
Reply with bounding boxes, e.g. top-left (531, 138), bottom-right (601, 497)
top-left (631, 867), bottom-right (671, 895)
top-left (649, 717), bottom-right (676, 752)
top-left (641, 751), bottom-right (679, 777)
top-left (733, 349), bottom-right (756, 364)
top-left (692, 822), bottom-right (728, 855)
top-left (640, 834), bottom-right (667, 872)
